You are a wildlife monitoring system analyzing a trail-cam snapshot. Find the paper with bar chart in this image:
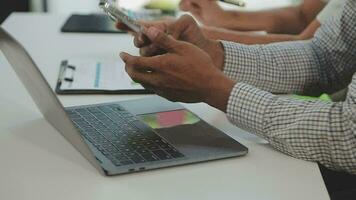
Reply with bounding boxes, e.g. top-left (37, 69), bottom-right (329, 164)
top-left (58, 58), bottom-right (145, 92)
